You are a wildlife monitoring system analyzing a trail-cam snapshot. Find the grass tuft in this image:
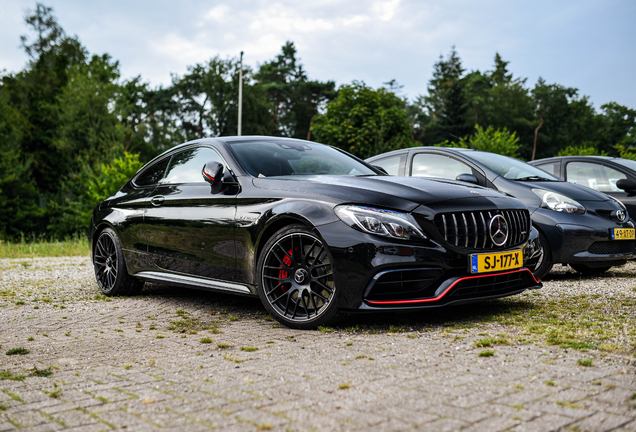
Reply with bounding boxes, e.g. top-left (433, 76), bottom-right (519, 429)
top-left (6, 347), bottom-right (29, 356)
